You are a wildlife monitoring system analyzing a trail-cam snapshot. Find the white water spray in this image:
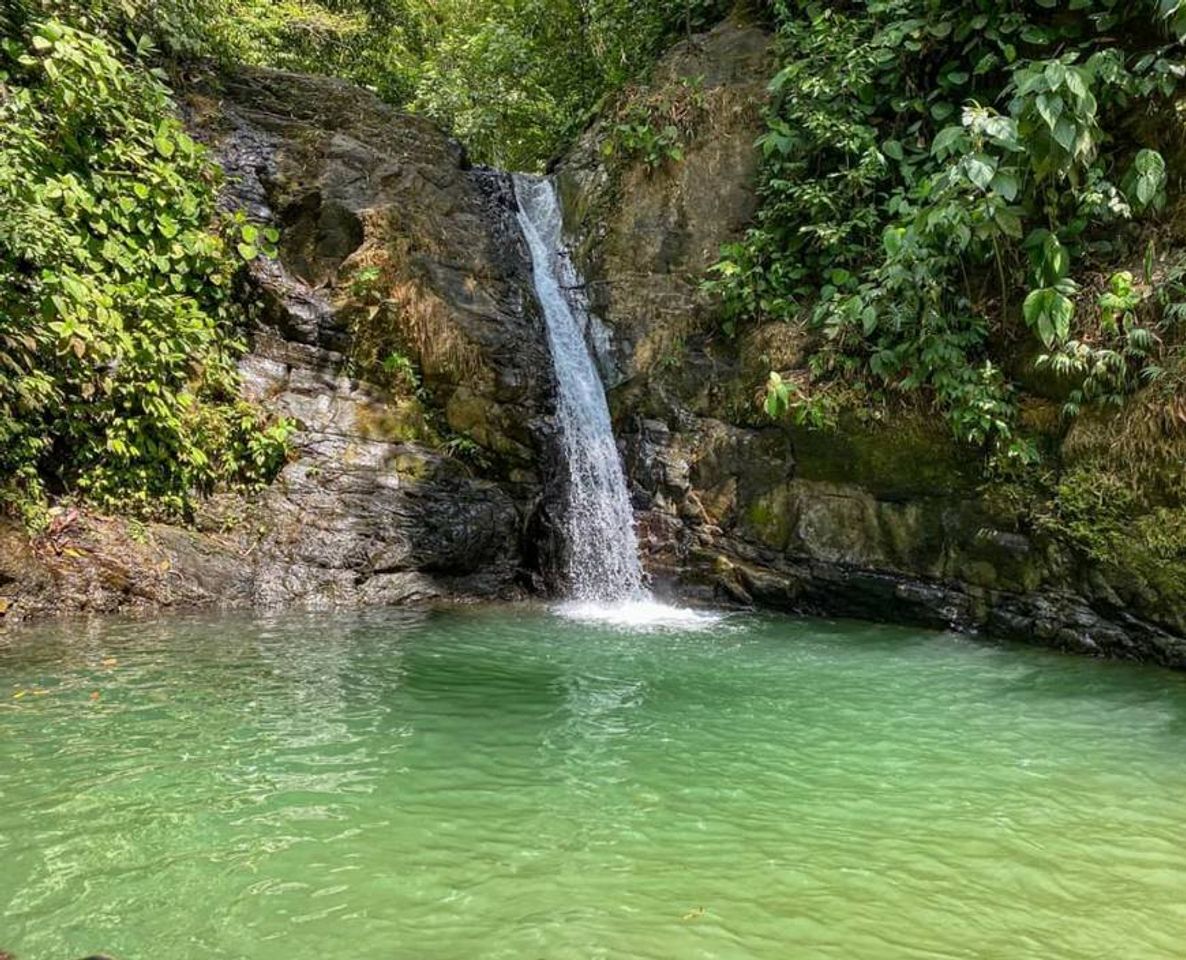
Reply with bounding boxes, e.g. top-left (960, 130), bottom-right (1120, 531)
top-left (514, 175), bottom-right (720, 629)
